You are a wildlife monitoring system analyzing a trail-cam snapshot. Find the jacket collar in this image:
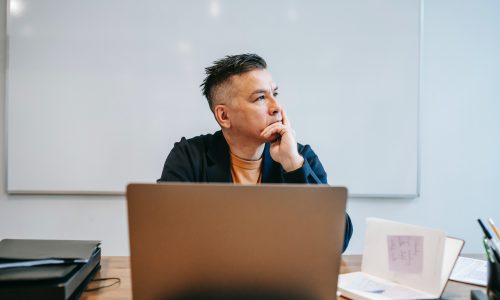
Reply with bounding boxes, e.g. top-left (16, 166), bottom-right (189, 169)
top-left (206, 131), bottom-right (282, 183)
